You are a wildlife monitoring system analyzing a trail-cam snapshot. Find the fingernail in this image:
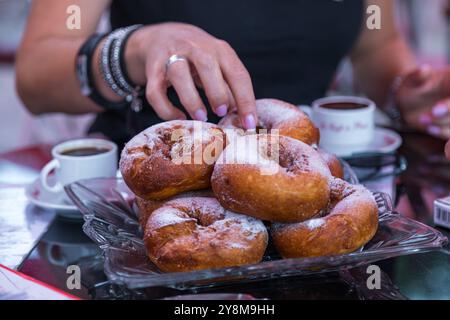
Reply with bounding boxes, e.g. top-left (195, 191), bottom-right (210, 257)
top-left (428, 125), bottom-right (441, 136)
top-left (244, 114), bottom-right (256, 129)
top-left (419, 114), bottom-right (432, 125)
top-left (194, 109), bottom-right (208, 121)
top-left (216, 104), bottom-right (228, 117)
top-left (432, 104), bottom-right (448, 118)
